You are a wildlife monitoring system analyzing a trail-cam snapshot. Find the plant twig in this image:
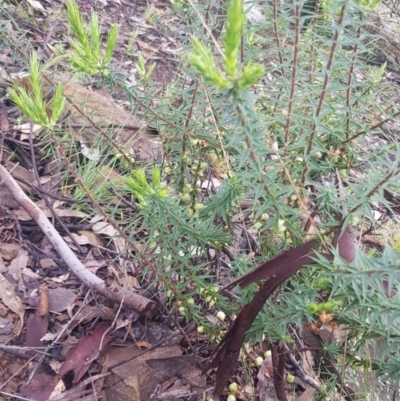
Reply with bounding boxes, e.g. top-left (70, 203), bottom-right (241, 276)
top-left (343, 109), bottom-right (400, 144)
top-left (283, 2), bottom-right (301, 146)
top-left (282, 343), bottom-right (320, 390)
top-left (300, 4), bottom-right (347, 187)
